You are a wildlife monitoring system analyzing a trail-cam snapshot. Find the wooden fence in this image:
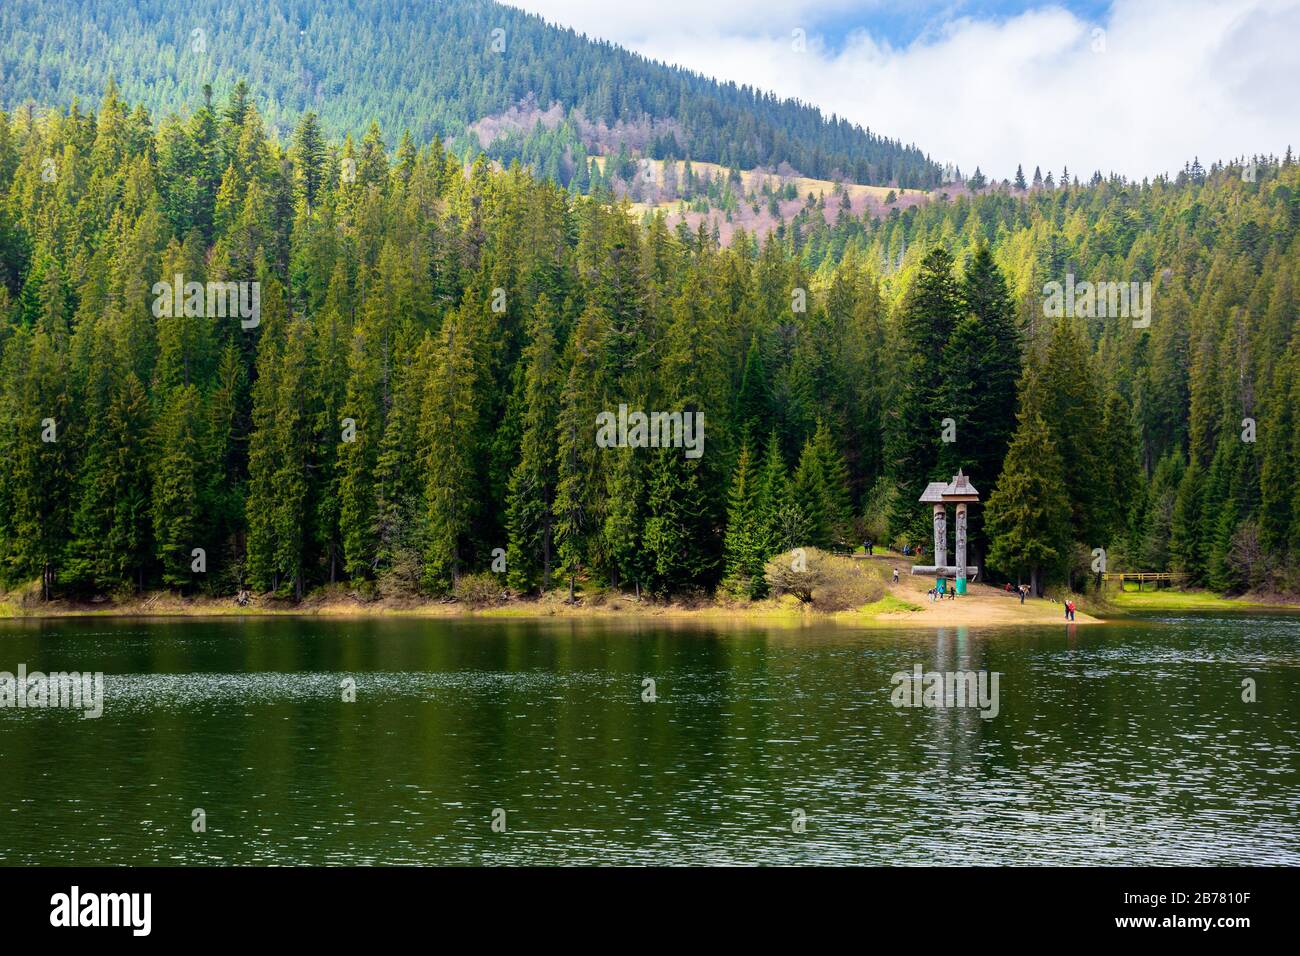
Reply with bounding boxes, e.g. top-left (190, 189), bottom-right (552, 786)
top-left (1101, 572), bottom-right (1190, 591)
